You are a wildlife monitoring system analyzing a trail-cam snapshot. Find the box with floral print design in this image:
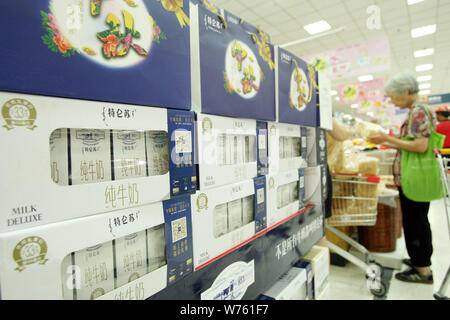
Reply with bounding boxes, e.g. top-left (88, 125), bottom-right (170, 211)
top-left (0, 0), bottom-right (191, 110)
